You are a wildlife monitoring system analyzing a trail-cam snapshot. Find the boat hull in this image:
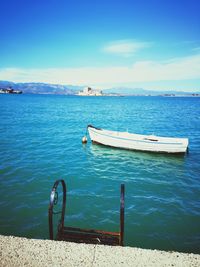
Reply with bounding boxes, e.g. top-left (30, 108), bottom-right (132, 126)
top-left (88, 126), bottom-right (189, 154)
